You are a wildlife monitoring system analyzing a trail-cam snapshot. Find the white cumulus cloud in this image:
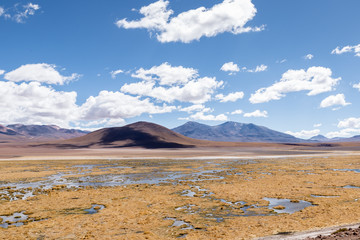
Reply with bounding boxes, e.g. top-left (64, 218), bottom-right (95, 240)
top-left (182, 112), bottom-right (228, 121)
top-left (243, 110), bottom-right (268, 118)
top-left (122, 77), bottom-right (222, 104)
top-left (249, 66), bottom-right (341, 104)
top-left (131, 62), bottom-right (198, 85)
top-left (116, 0), bottom-right (172, 31)
top-left (215, 91), bottom-right (244, 102)
top-left (0, 70), bottom-right (5, 75)
top-left (326, 128), bottom-right (360, 139)
top-left (326, 117), bottom-right (360, 138)
top-left (285, 129), bottom-right (320, 139)
top-left (180, 104), bottom-right (211, 114)
top-left (231, 109), bottom-right (243, 115)
top-left (116, 0), bottom-right (263, 43)
top-left (221, 62), bottom-right (240, 74)
top-left (353, 82), bottom-right (360, 91)
top-left (121, 63), bottom-right (223, 104)
top-left (4, 63), bottom-right (81, 85)
top-left (221, 62), bottom-right (267, 74)
top-left (0, 63), bottom-right (180, 128)
top-left (110, 69), bottom-right (123, 79)
top-left (313, 123), bottom-right (322, 128)
top-left (332, 44), bottom-right (360, 57)
top-left (320, 94), bottom-right (350, 109)
top-left (74, 118), bottom-right (127, 131)
top-left (0, 81), bottom-right (78, 127)
top-left (79, 90), bottom-right (175, 122)
top-left (338, 117), bottom-right (360, 129)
